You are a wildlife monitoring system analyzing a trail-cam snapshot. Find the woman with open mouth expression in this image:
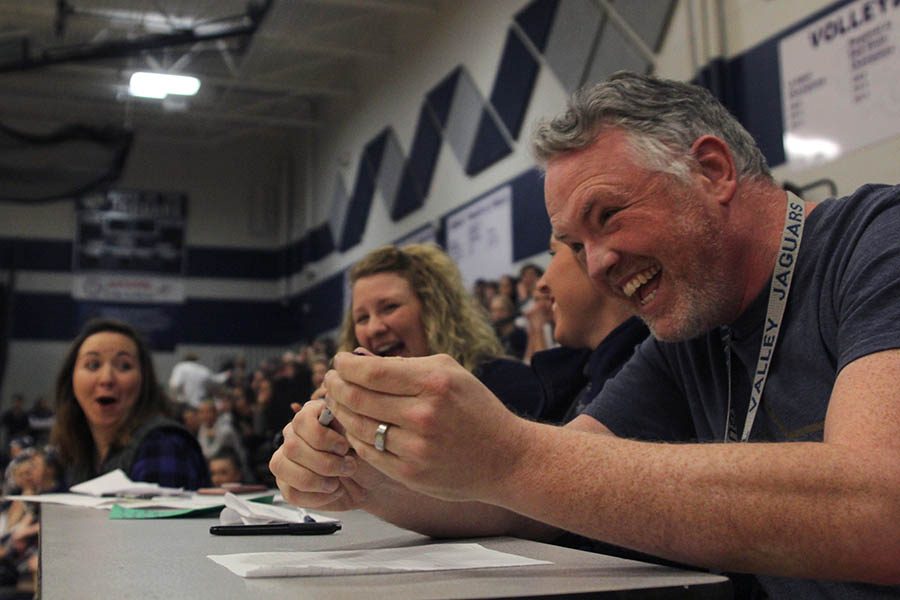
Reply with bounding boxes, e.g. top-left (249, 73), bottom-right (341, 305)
top-left (336, 243), bottom-right (543, 417)
top-left (51, 318), bottom-right (209, 489)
